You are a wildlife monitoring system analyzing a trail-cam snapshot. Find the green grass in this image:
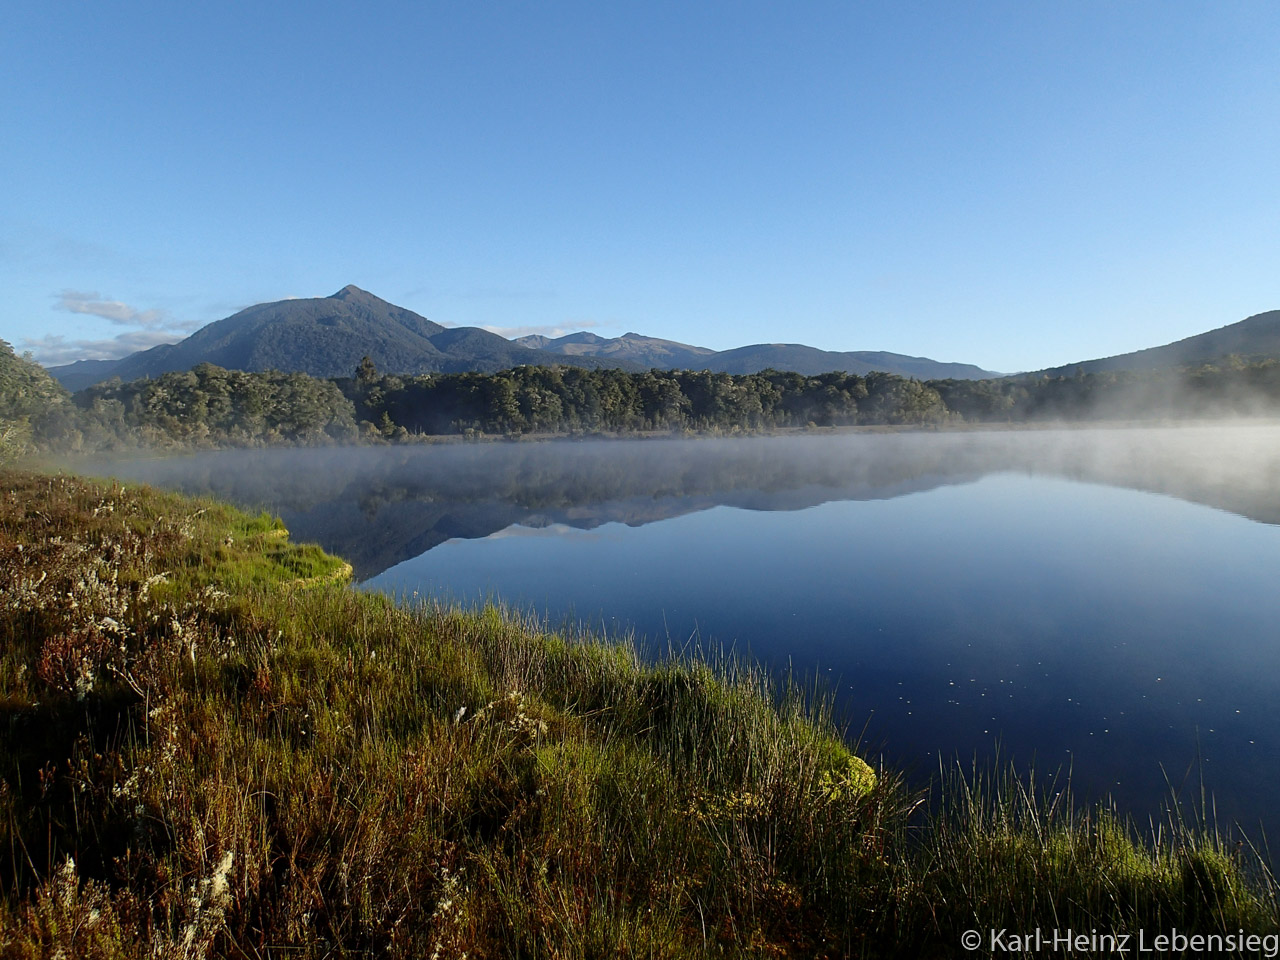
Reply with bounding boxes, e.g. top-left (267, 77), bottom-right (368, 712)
top-left (0, 467), bottom-right (1276, 957)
